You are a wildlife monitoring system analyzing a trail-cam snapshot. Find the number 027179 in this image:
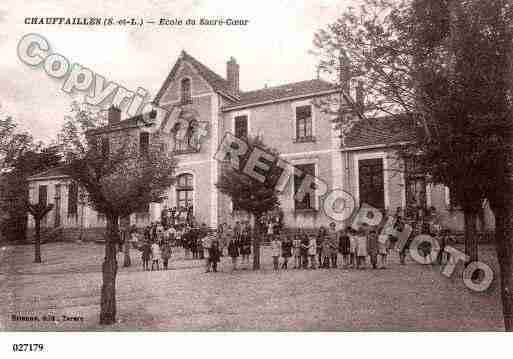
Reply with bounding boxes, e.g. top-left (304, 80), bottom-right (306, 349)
top-left (12, 344), bottom-right (44, 352)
